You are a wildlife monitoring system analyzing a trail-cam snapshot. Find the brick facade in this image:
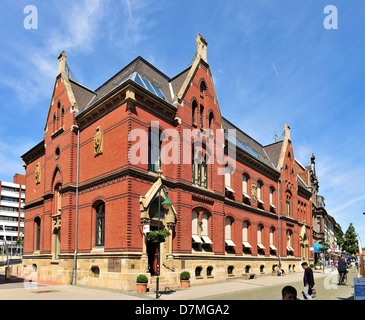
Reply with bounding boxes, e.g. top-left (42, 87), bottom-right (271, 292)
top-left (21, 35), bottom-right (314, 291)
